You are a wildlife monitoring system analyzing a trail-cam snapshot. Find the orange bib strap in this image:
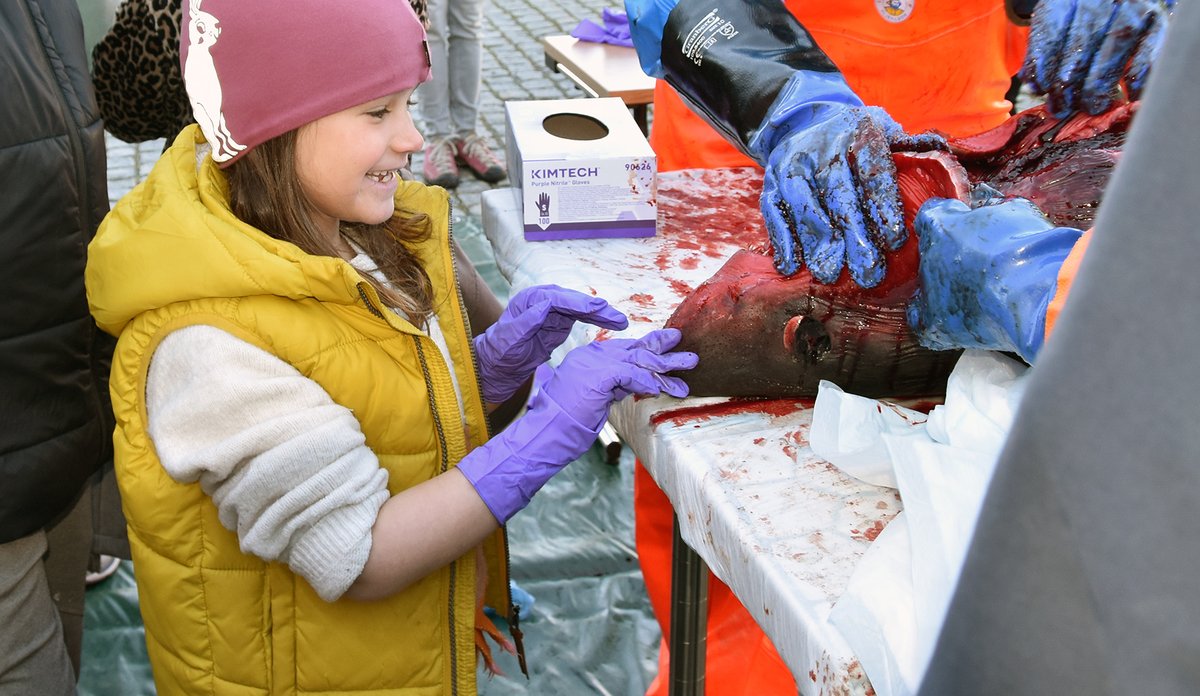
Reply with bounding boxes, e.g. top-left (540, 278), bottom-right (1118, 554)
top-left (1045, 229), bottom-right (1092, 343)
top-left (650, 82), bottom-right (760, 172)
